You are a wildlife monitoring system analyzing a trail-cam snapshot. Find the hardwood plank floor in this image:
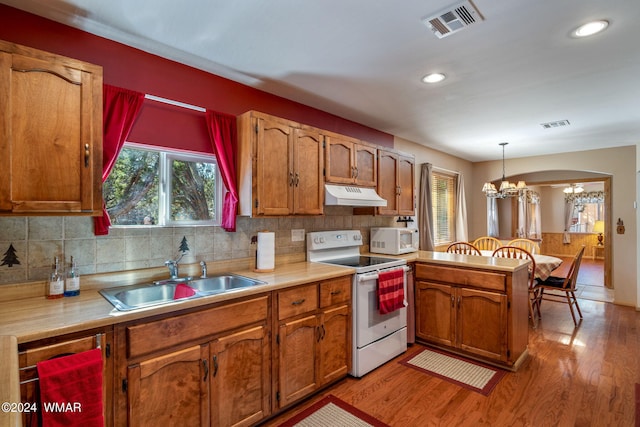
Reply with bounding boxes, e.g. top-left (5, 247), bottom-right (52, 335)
top-left (261, 299), bottom-right (639, 426)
